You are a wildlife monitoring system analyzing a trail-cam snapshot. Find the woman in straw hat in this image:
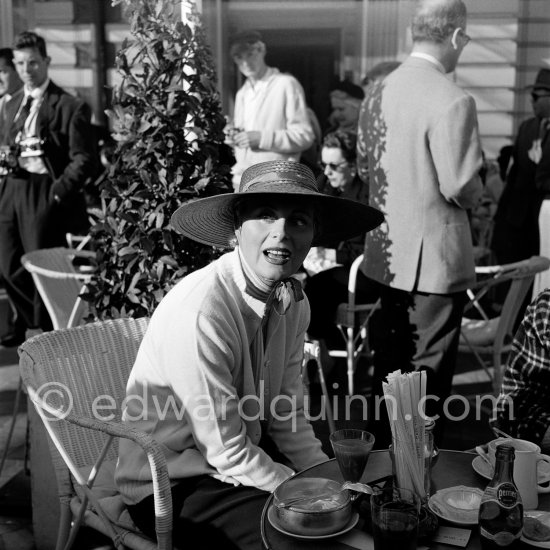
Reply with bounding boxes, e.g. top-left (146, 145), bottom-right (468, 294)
top-left (115, 160), bottom-right (383, 548)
